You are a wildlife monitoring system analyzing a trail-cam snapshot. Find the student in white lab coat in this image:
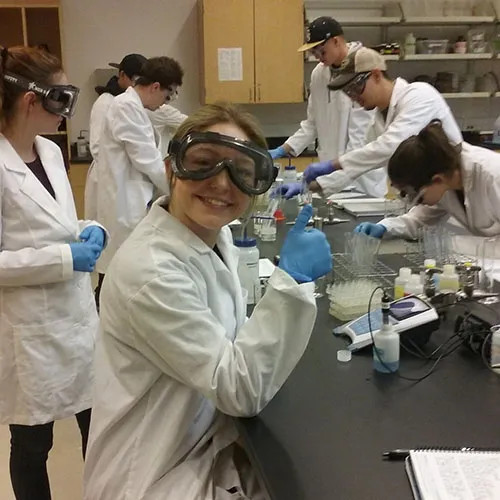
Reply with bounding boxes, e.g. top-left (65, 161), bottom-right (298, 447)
top-left (271, 17), bottom-right (386, 198)
top-left (94, 56), bottom-right (183, 305)
top-left (284, 47), bottom-right (463, 198)
top-left (0, 46), bottom-right (107, 500)
top-left (85, 54), bottom-right (187, 219)
top-left (355, 120), bottom-right (500, 240)
top-left (83, 102), bottom-right (332, 500)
